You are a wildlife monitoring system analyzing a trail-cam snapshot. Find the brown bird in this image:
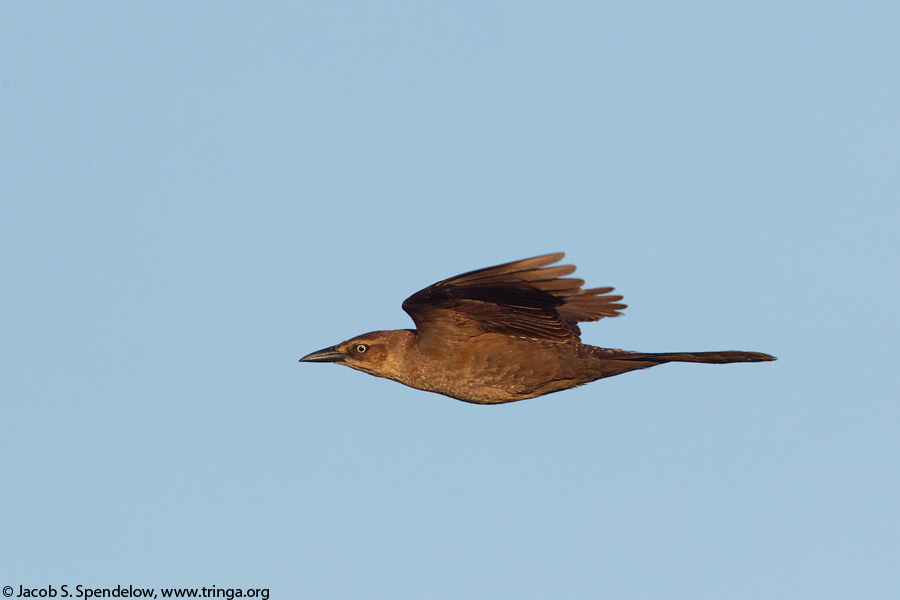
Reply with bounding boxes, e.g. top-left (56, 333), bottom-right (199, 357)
top-left (300, 253), bottom-right (775, 404)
